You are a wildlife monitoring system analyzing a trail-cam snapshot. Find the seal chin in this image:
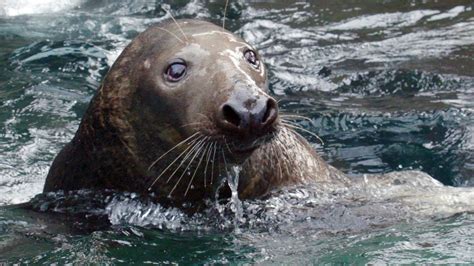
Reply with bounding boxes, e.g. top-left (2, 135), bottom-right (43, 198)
top-left (224, 128), bottom-right (278, 163)
top-left (233, 145), bottom-right (259, 154)
top-left (233, 132), bottom-right (275, 151)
